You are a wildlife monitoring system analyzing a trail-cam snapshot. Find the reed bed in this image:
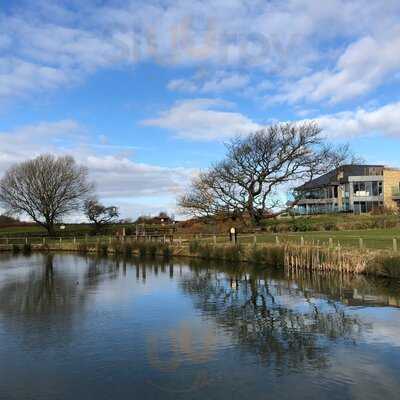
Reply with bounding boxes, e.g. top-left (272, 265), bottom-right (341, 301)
top-left (282, 242), bottom-right (398, 275)
top-left (188, 240), bottom-right (284, 267)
